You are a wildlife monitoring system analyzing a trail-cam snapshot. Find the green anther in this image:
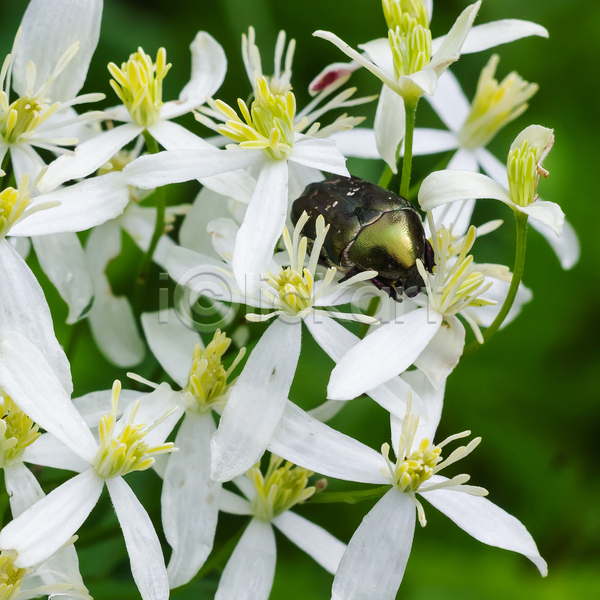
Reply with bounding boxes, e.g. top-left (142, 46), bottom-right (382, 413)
top-left (382, 0), bottom-right (430, 31)
top-left (92, 381), bottom-right (176, 479)
top-left (0, 396), bottom-right (40, 467)
top-left (387, 12), bottom-right (432, 80)
top-left (459, 55), bottom-right (538, 150)
top-left (0, 550), bottom-right (29, 600)
top-left (108, 47), bottom-right (172, 127)
top-left (214, 77), bottom-right (297, 160)
top-left (248, 455), bottom-right (316, 521)
top-left (508, 140), bottom-right (539, 207)
top-left (184, 331), bottom-right (245, 413)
